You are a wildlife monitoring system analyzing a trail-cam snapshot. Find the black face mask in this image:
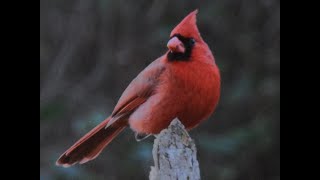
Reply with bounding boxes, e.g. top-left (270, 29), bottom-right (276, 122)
top-left (167, 34), bottom-right (195, 62)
